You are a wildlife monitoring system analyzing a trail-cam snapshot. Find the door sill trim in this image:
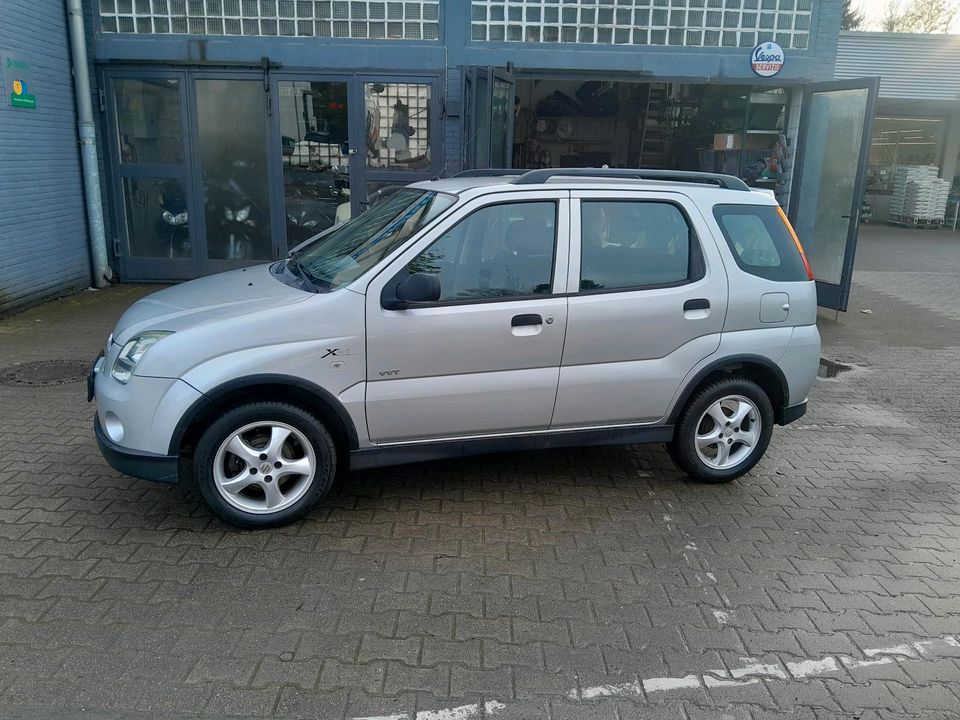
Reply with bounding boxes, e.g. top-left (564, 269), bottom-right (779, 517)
top-left (349, 423), bottom-right (674, 471)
